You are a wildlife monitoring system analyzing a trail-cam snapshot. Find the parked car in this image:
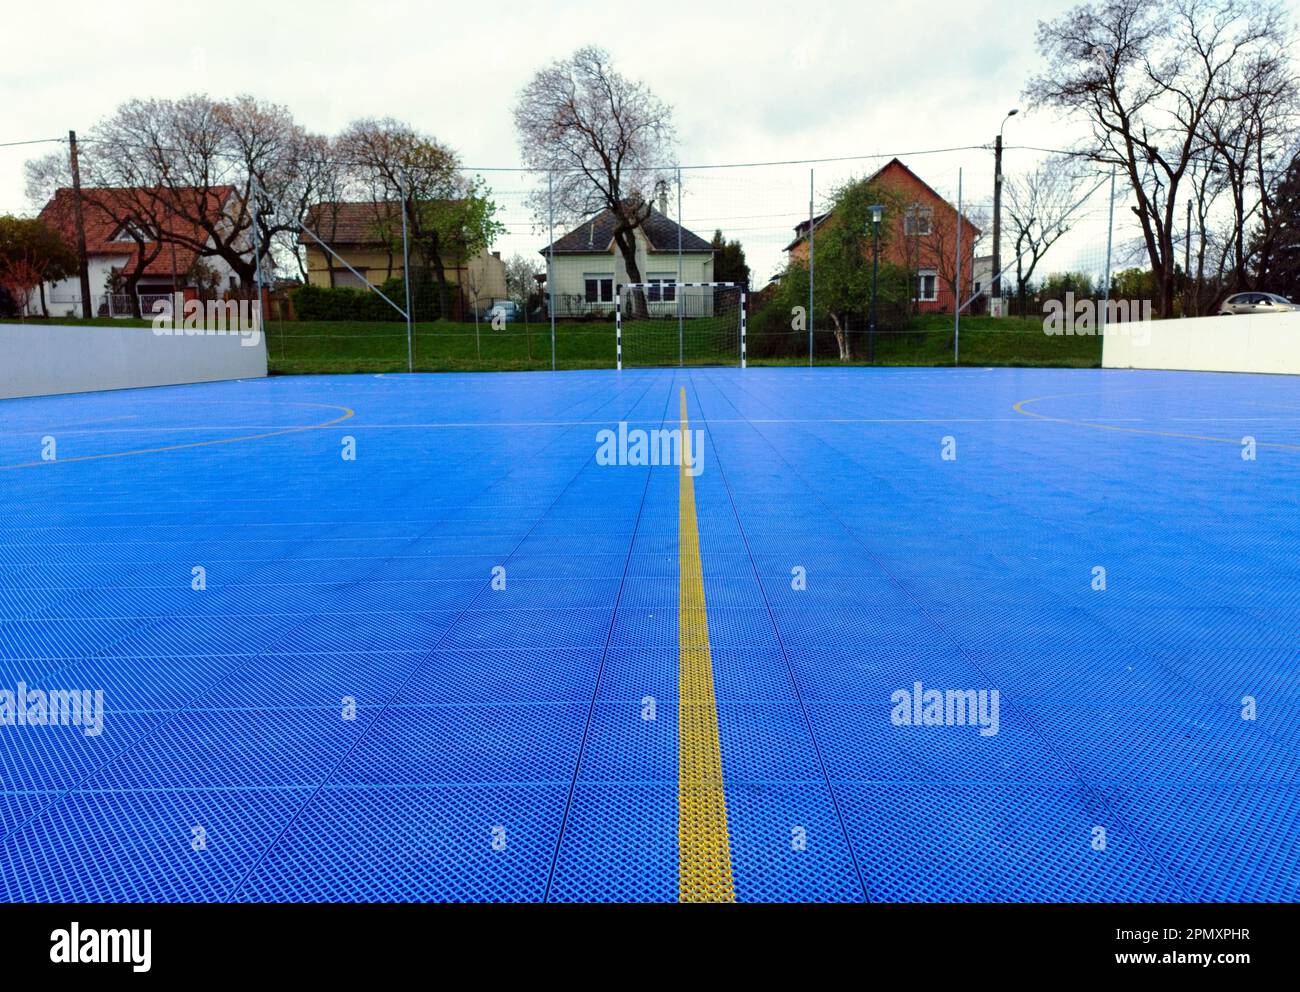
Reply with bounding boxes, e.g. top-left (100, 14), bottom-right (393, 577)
top-left (482, 300), bottom-right (522, 323)
top-left (1217, 292), bottom-right (1300, 315)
